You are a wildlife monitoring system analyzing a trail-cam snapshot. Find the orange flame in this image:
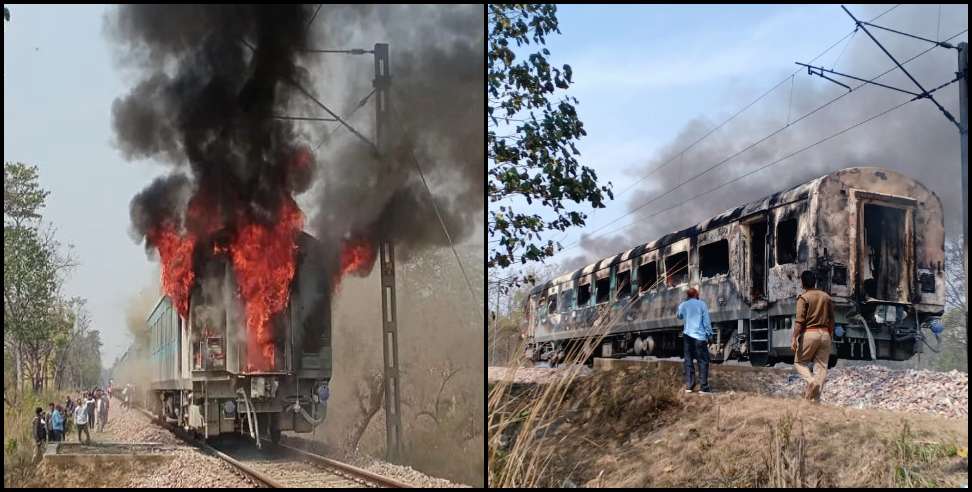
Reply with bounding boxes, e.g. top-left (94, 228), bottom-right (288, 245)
top-left (149, 222), bottom-right (196, 318)
top-left (229, 197), bottom-right (303, 372)
top-left (340, 239), bottom-right (377, 277)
